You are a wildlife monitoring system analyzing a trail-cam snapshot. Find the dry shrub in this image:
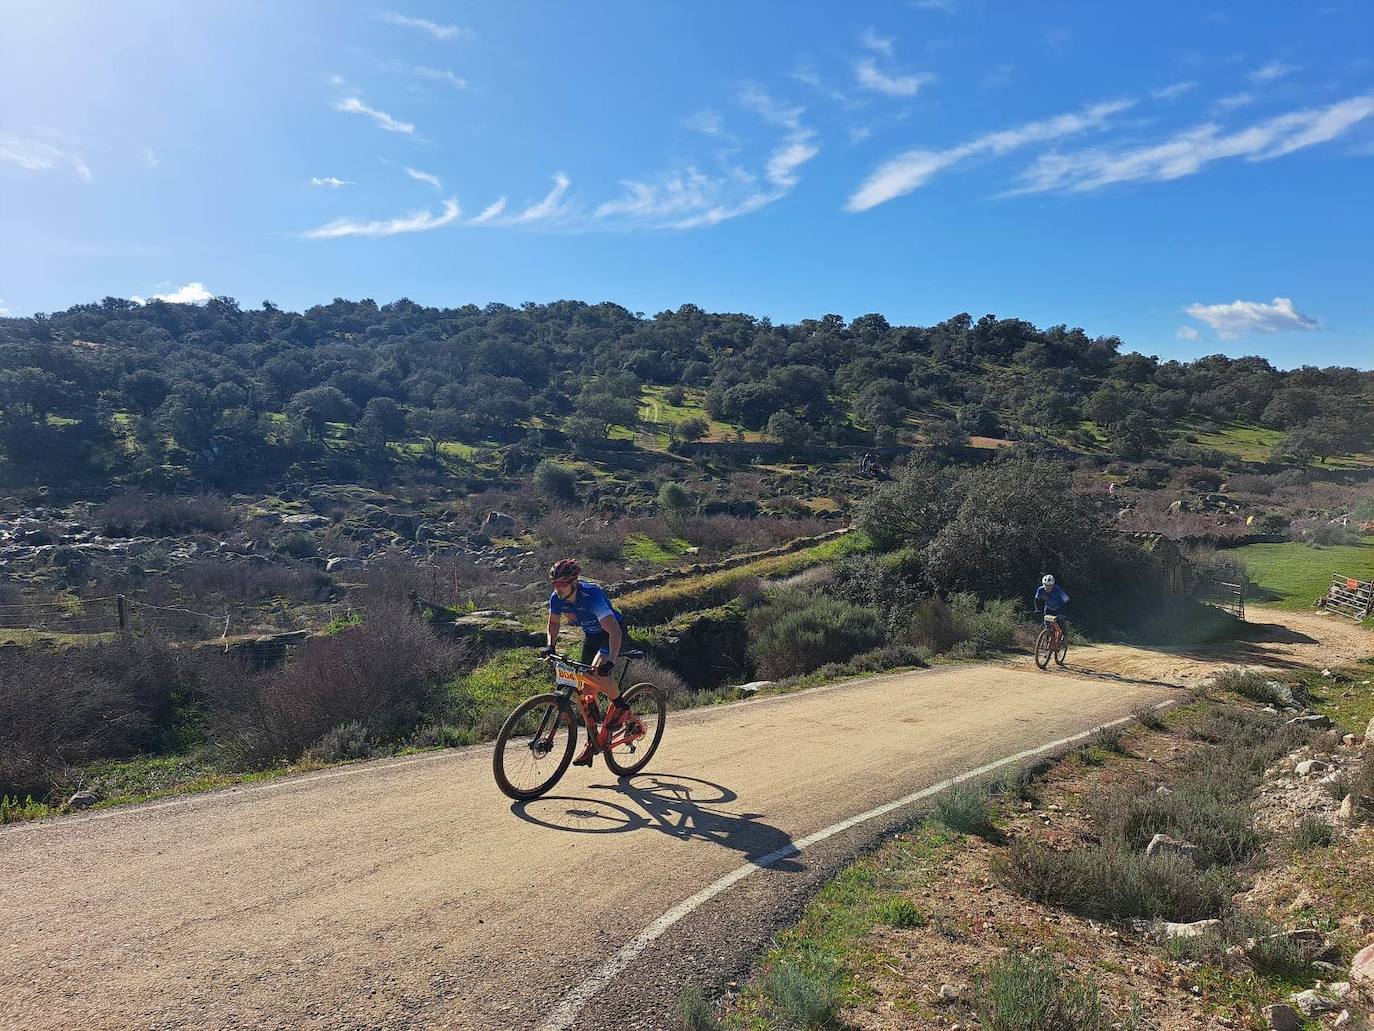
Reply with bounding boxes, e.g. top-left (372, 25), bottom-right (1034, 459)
top-left (96, 493), bottom-right (238, 536)
top-left (175, 560), bottom-right (329, 606)
top-left (998, 843), bottom-right (1236, 922)
top-left (356, 553), bottom-right (516, 611)
top-left (206, 605), bottom-right (469, 763)
top-left (0, 636), bottom-right (205, 798)
top-left (902, 597), bottom-right (961, 654)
